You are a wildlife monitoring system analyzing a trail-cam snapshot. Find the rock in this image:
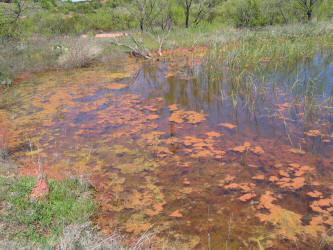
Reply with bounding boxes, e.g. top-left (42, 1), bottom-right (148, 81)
top-left (169, 210), bottom-right (183, 218)
top-left (30, 178), bottom-right (49, 201)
